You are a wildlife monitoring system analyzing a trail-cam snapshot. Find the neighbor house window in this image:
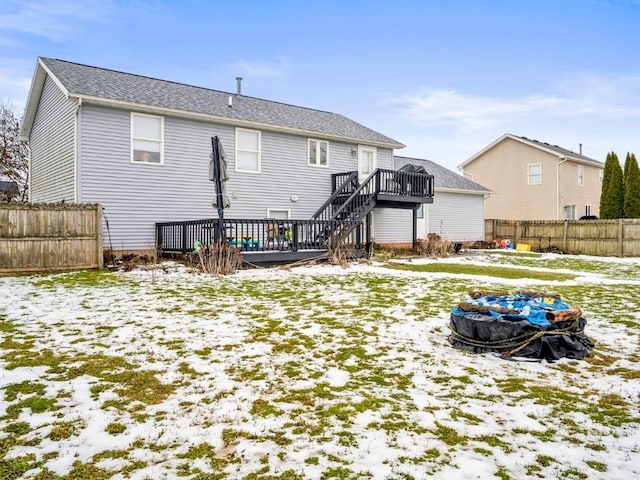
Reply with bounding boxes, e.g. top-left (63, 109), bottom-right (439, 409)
top-left (528, 163), bottom-right (542, 185)
top-left (416, 204), bottom-right (424, 219)
top-left (236, 128), bottom-right (261, 172)
top-left (578, 166), bottom-right (584, 186)
top-left (308, 139), bottom-right (328, 167)
top-left (599, 169), bottom-right (603, 184)
top-left (131, 113), bottom-right (163, 164)
top-left (564, 204), bottom-right (576, 220)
